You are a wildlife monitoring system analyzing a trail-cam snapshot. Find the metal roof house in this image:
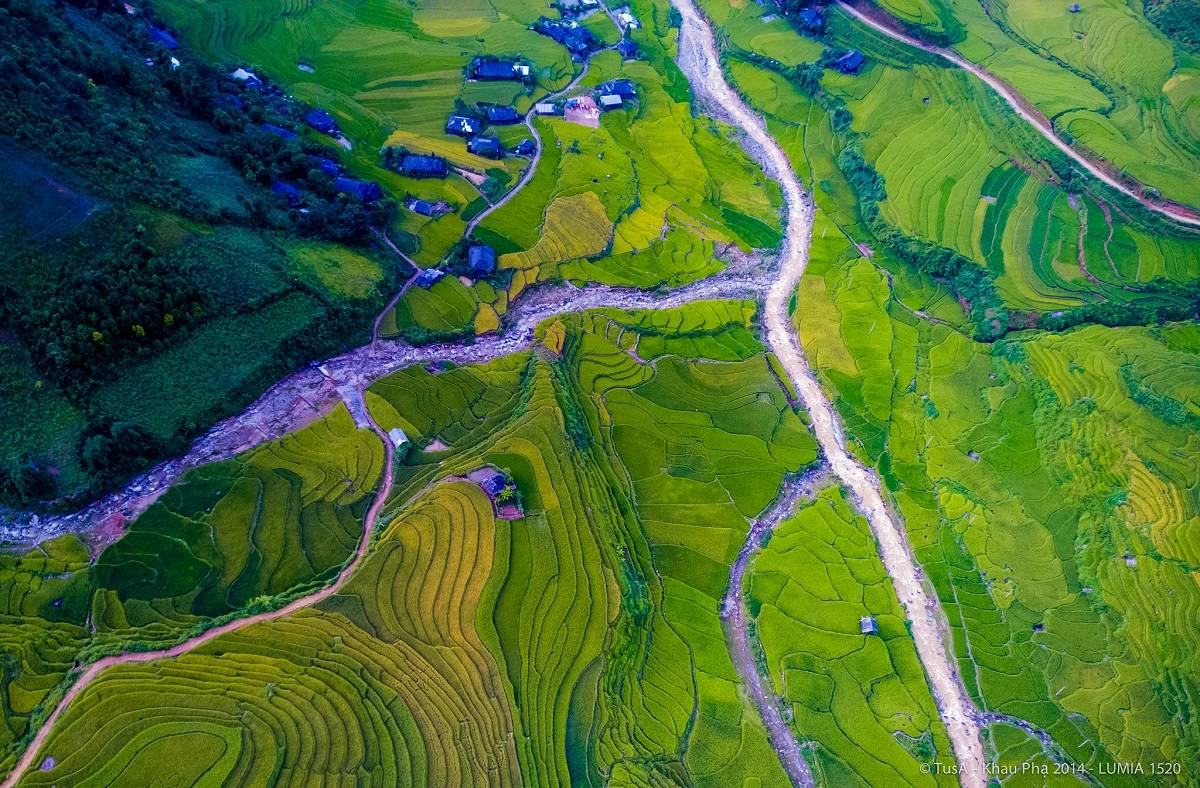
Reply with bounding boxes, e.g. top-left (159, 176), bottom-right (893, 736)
top-left (598, 79), bottom-right (637, 98)
top-left (230, 67), bottom-right (263, 89)
top-left (468, 245), bottom-right (497, 276)
top-left (271, 181), bottom-right (304, 207)
top-left (399, 154), bottom-right (449, 178)
top-left (469, 58), bottom-right (527, 81)
top-left (414, 268), bottom-right (445, 288)
top-left (409, 199), bottom-right (436, 216)
top-left (485, 105), bottom-right (522, 125)
top-left (797, 7), bottom-right (825, 32)
top-left (859, 616), bottom-right (878, 634)
top-left (479, 472), bottom-right (508, 498)
top-left (535, 102), bottom-right (560, 115)
top-left (832, 51), bottom-right (867, 75)
top-left (308, 155), bottom-right (341, 176)
top-left (598, 94), bottom-right (623, 110)
top-left (533, 18), bottom-right (596, 57)
top-left (260, 123), bottom-right (297, 140)
top-left (467, 136), bottom-right (502, 159)
top-left (147, 25), bottom-right (179, 49)
top-left (446, 114), bottom-right (482, 137)
top-left (303, 109), bottom-right (339, 135)
top-left (334, 177), bottom-right (383, 202)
